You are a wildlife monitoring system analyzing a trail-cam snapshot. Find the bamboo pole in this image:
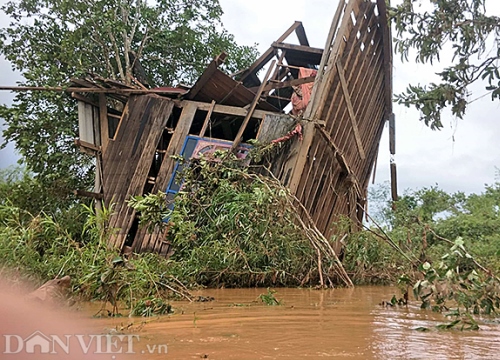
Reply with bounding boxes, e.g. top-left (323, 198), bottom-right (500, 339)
top-left (0, 86), bottom-right (185, 94)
